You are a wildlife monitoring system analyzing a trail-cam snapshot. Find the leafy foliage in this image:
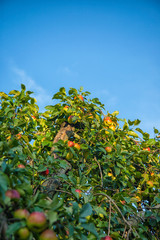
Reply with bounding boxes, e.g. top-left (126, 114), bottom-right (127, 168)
top-left (0, 85), bottom-right (160, 239)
